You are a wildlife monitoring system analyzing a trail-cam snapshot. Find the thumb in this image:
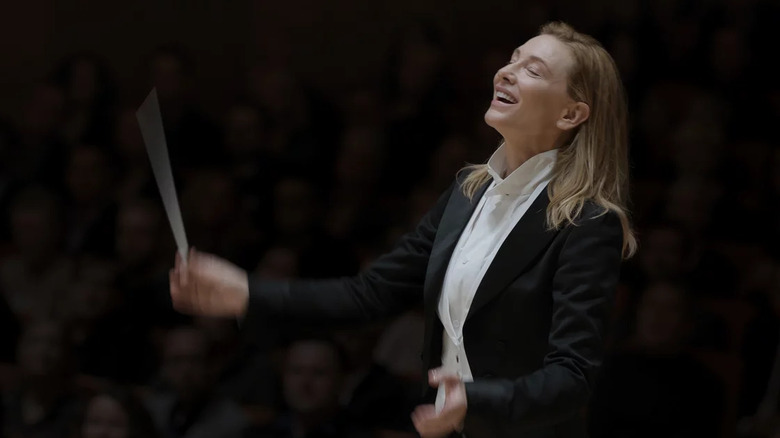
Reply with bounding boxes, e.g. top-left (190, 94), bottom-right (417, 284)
top-left (428, 368), bottom-right (443, 388)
